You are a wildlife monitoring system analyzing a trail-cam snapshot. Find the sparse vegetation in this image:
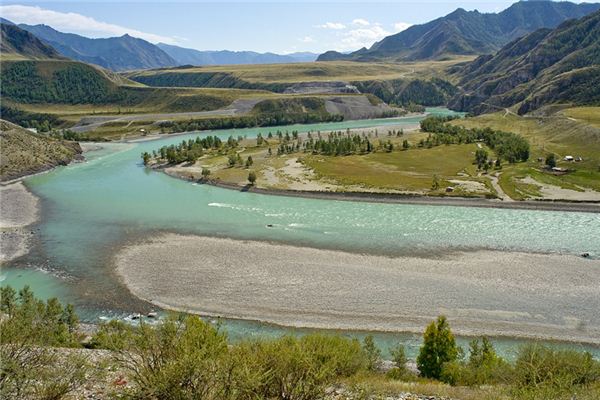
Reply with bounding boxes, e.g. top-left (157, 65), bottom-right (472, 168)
top-left (2, 288), bottom-right (598, 400)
